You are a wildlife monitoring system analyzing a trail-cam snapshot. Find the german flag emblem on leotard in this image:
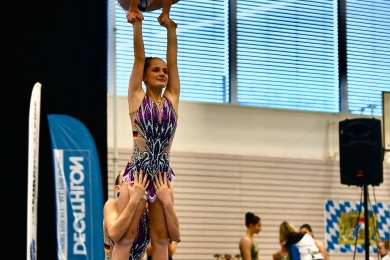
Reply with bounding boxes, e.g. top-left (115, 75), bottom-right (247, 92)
top-left (133, 131), bottom-right (138, 140)
top-left (104, 243), bottom-right (110, 253)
